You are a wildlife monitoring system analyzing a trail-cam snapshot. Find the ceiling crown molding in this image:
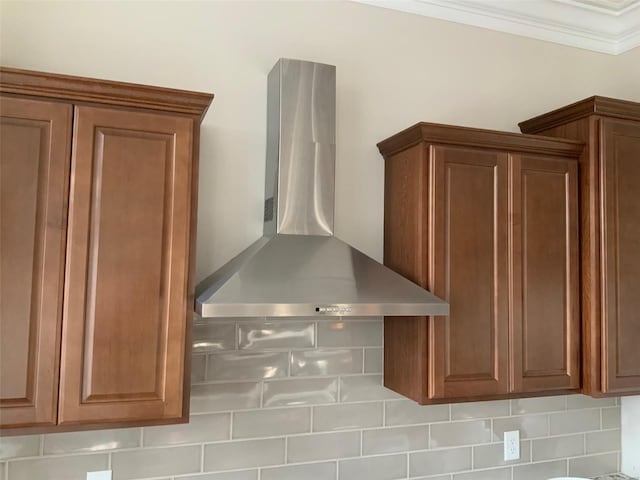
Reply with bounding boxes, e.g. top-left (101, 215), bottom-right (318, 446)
top-left (352, 0), bottom-right (640, 54)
